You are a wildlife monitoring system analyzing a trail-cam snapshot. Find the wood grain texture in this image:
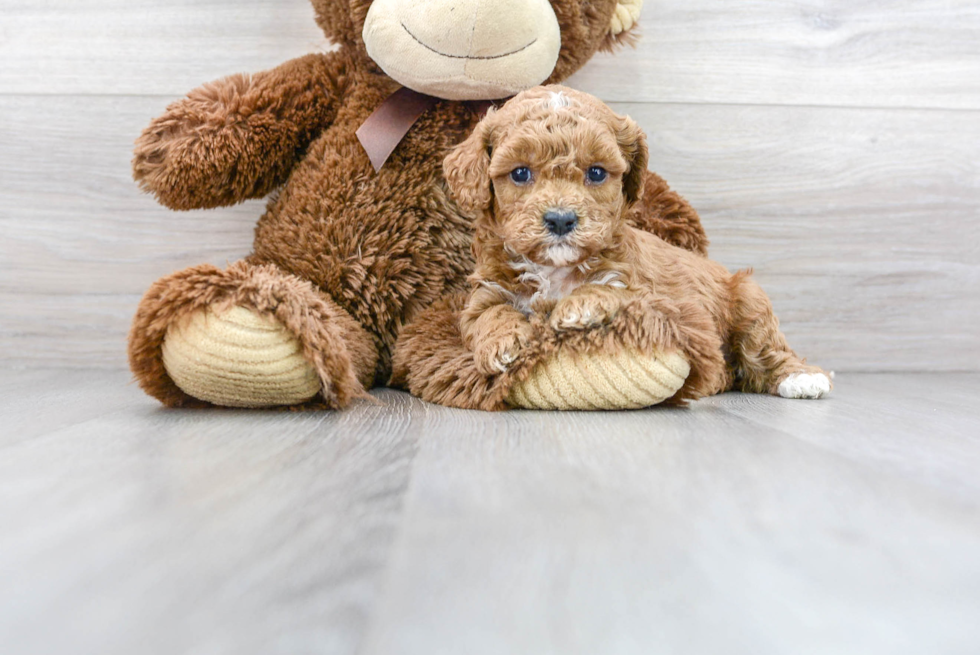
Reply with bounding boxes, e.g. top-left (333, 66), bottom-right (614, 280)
top-left (0, 0), bottom-right (331, 97)
top-left (569, 0), bottom-right (980, 109)
top-left (0, 374), bottom-right (424, 655)
top-left (2, 1), bottom-right (978, 109)
top-left (2, 370), bottom-right (978, 654)
top-left (363, 374), bottom-right (980, 655)
top-left (2, 95), bottom-right (976, 370)
top-left (704, 373), bottom-right (980, 507)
